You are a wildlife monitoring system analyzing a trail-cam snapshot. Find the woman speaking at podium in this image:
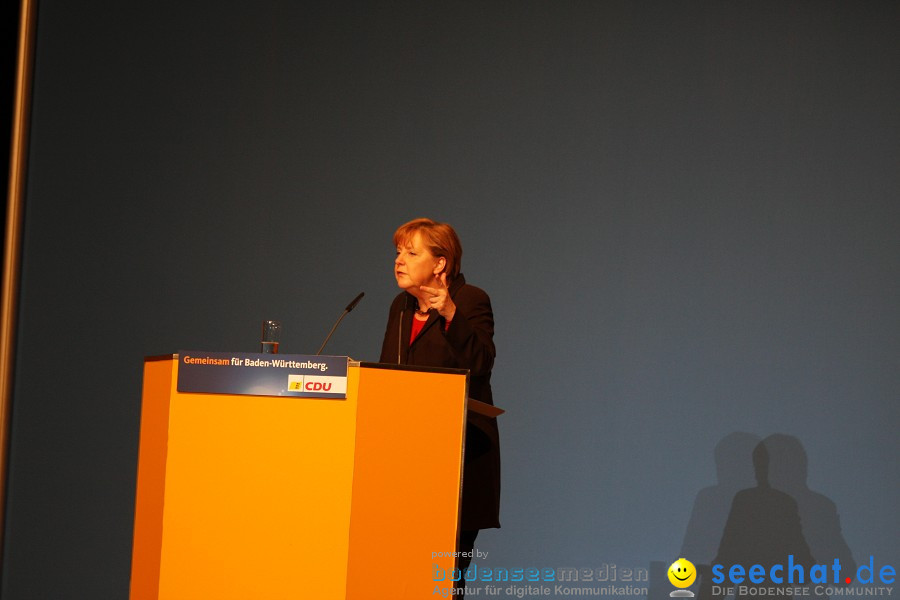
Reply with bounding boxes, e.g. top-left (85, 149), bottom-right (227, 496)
top-left (379, 218), bottom-right (501, 581)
